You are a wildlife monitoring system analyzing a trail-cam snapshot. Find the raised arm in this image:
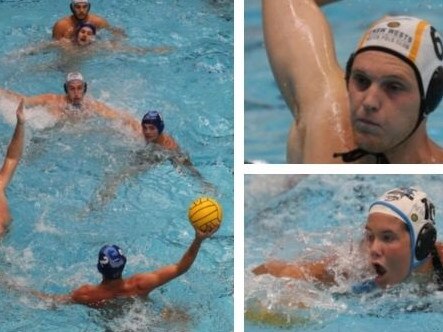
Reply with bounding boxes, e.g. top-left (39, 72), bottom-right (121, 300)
top-left (129, 228), bottom-right (218, 294)
top-left (0, 99), bottom-right (25, 191)
top-left (252, 258), bottom-right (335, 284)
top-left (262, 0), bottom-right (353, 162)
